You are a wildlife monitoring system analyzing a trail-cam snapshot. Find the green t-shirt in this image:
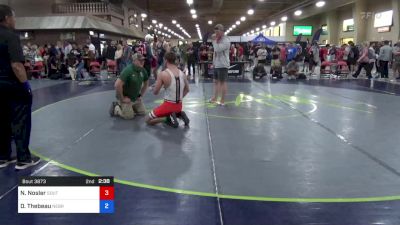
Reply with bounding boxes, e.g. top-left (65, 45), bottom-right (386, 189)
top-left (120, 64), bottom-right (149, 101)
